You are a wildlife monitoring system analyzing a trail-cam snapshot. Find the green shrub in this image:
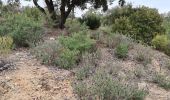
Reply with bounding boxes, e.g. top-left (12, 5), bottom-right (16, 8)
top-left (81, 12), bottom-right (101, 30)
top-left (134, 66), bottom-right (145, 79)
top-left (130, 7), bottom-right (165, 44)
top-left (32, 40), bottom-right (61, 65)
top-left (57, 49), bottom-right (79, 69)
top-left (33, 32), bottom-right (96, 69)
top-left (73, 82), bottom-right (88, 99)
top-left (163, 16), bottom-right (170, 34)
top-left (112, 16), bottom-right (134, 35)
top-left (152, 34), bottom-right (170, 56)
top-left (152, 35), bottom-right (169, 51)
top-left (23, 7), bottom-right (43, 21)
top-left (11, 14), bottom-right (44, 47)
top-left (74, 70), bottom-right (147, 100)
top-left (81, 51), bottom-right (101, 67)
top-left (59, 31), bottom-right (96, 54)
top-left (32, 40), bottom-right (79, 69)
top-left (102, 4), bottom-right (134, 25)
top-left (106, 34), bottom-right (122, 48)
top-left (0, 36), bottom-right (13, 54)
top-left (0, 14), bottom-right (44, 47)
top-left (165, 61), bottom-right (170, 70)
top-left (135, 46), bottom-right (152, 66)
top-left (65, 18), bottom-right (88, 33)
top-left (153, 74), bottom-right (170, 90)
top-left (115, 43), bottom-right (128, 59)
top-left (90, 72), bottom-right (147, 100)
top-left (99, 26), bottom-right (112, 35)
top-left (58, 32), bottom-right (96, 68)
top-left (104, 4), bottom-right (165, 44)
top-left (75, 66), bottom-right (90, 80)
top-left (136, 53), bottom-right (152, 66)
top-left (165, 40), bottom-right (170, 56)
